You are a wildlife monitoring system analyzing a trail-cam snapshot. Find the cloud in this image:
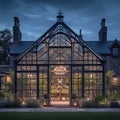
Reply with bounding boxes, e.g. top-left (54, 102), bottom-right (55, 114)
top-left (0, 0), bottom-right (120, 41)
